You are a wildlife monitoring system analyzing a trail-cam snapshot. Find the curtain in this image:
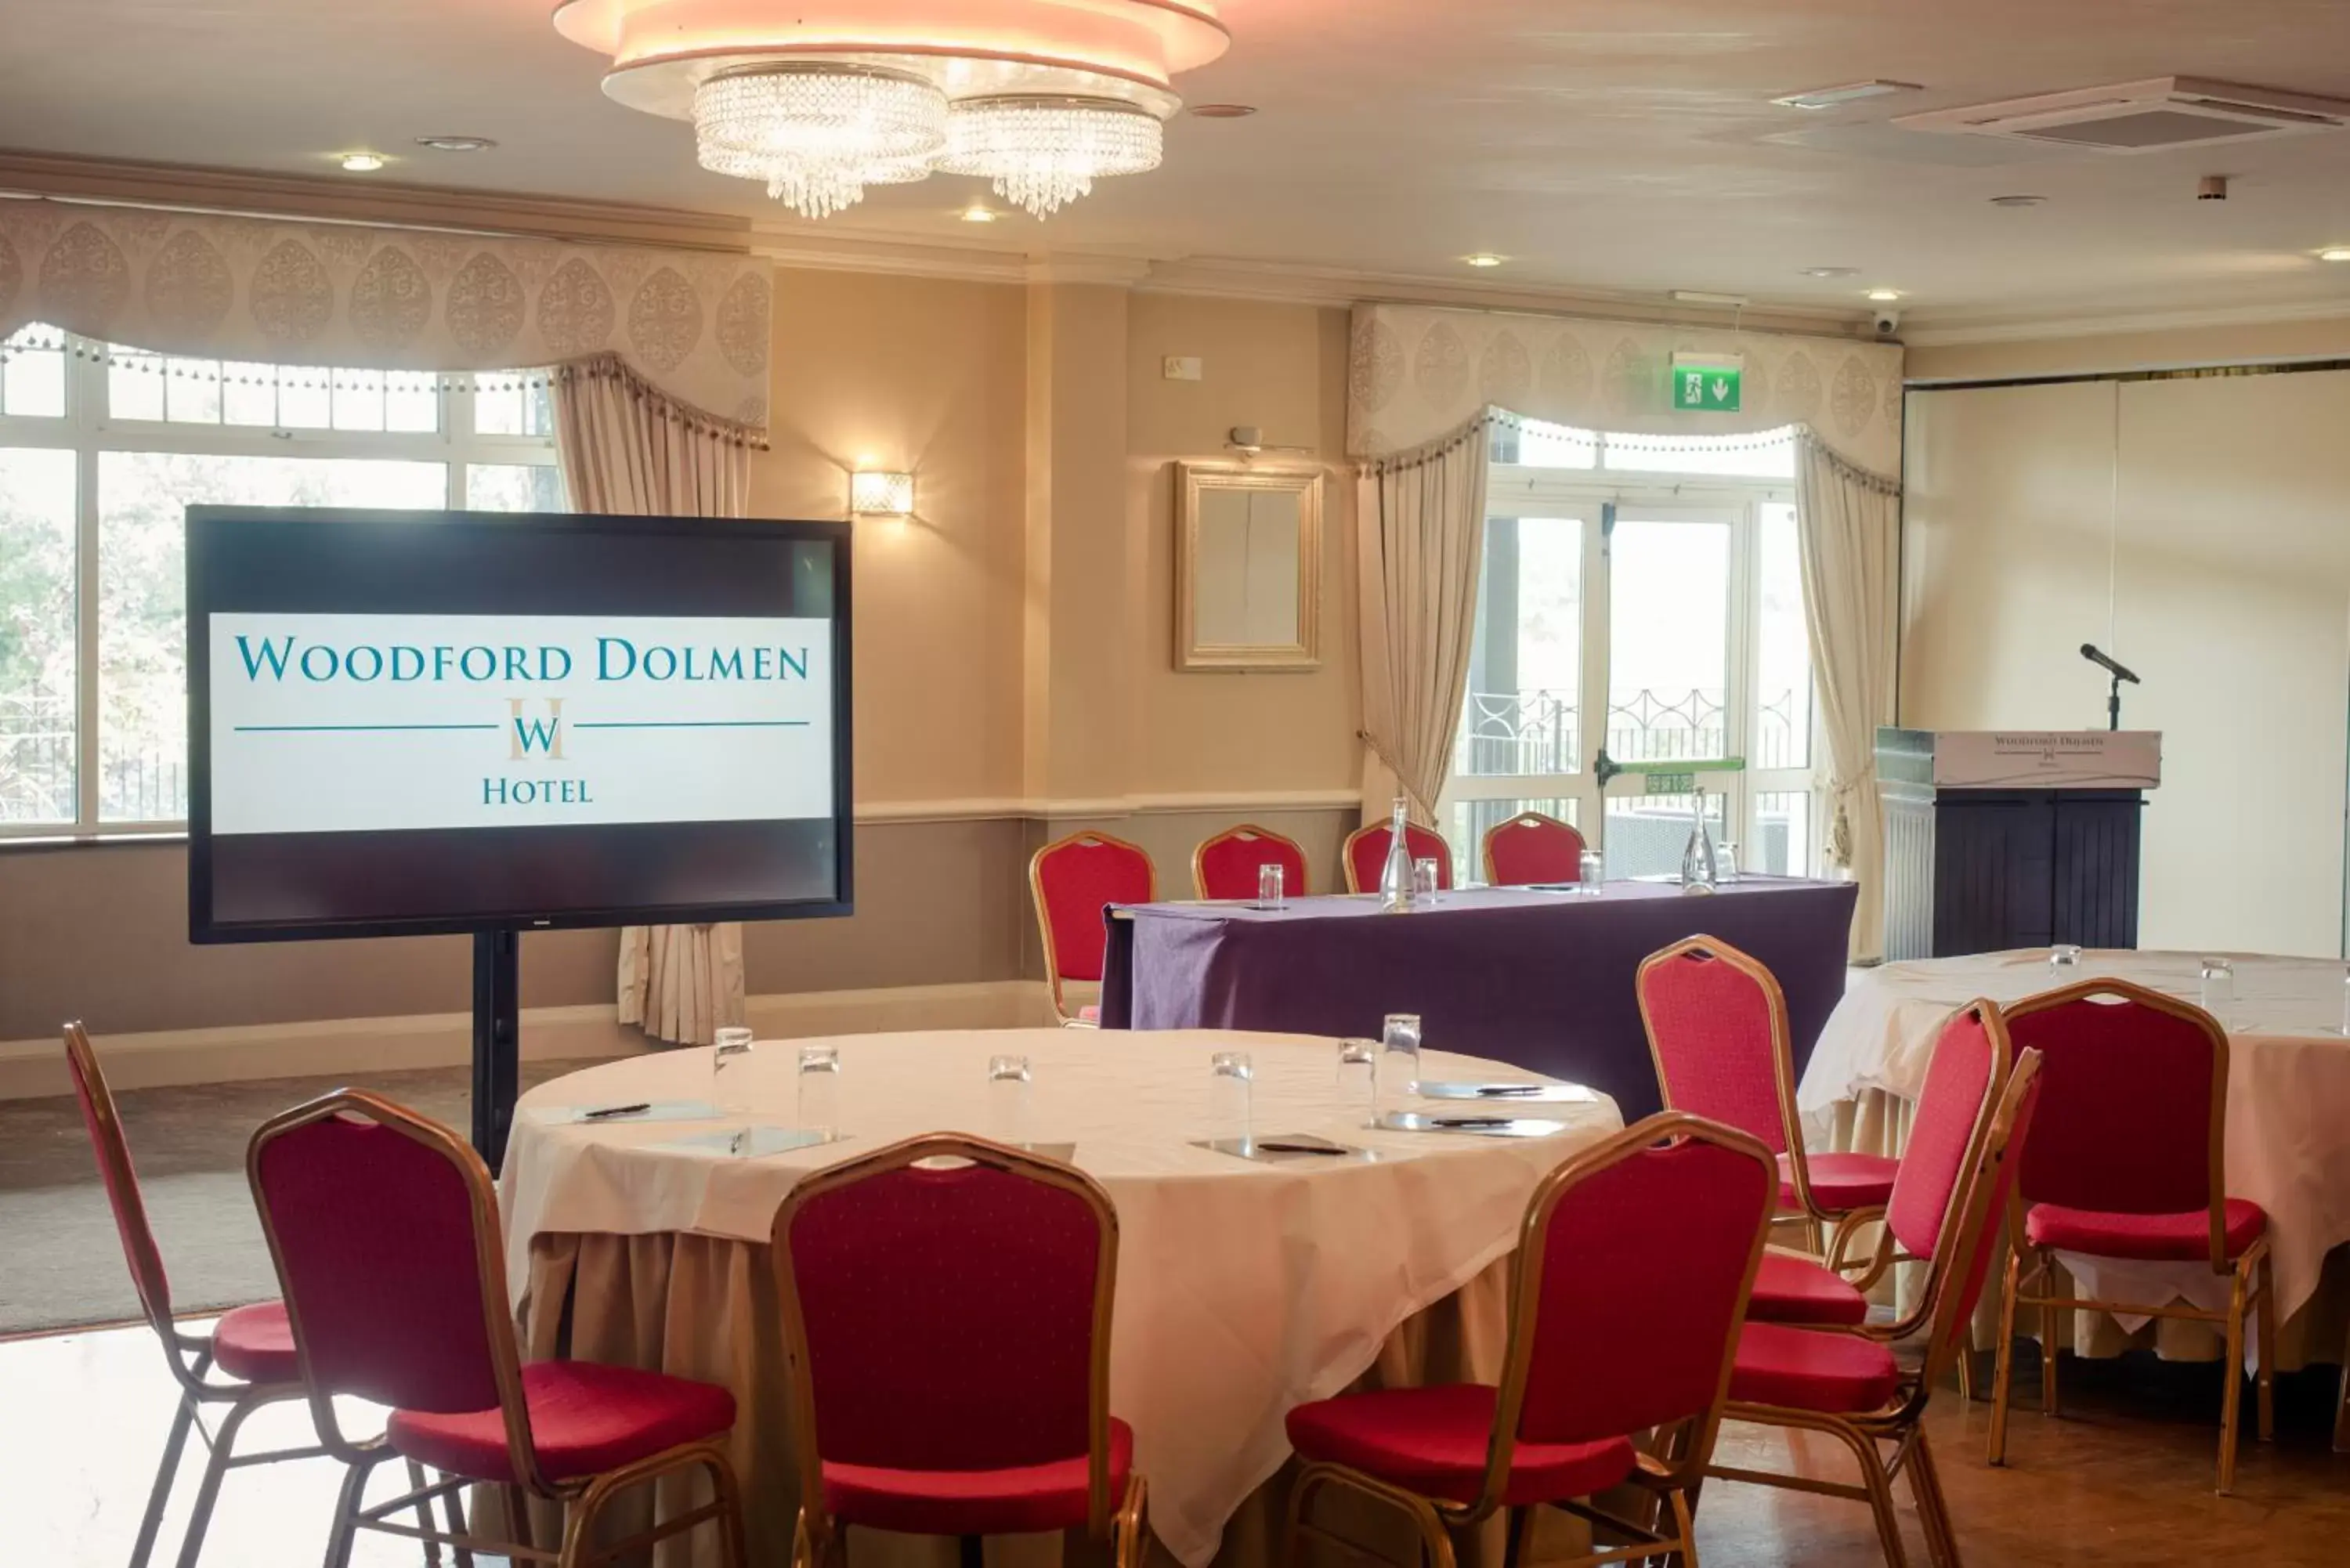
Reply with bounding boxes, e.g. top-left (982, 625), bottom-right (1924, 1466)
top-left (1794, 432), bottom-right (1901, 963)
top-left (1355, 415), bottom-right (1491, 824)
top-left (551, 352), bottom-right (756, 1046)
